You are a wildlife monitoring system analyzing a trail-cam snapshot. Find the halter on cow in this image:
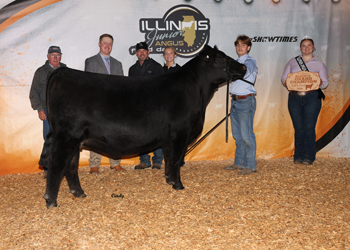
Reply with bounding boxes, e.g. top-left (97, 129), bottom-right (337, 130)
top-left (41, 45), bottom-right (246, 208)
